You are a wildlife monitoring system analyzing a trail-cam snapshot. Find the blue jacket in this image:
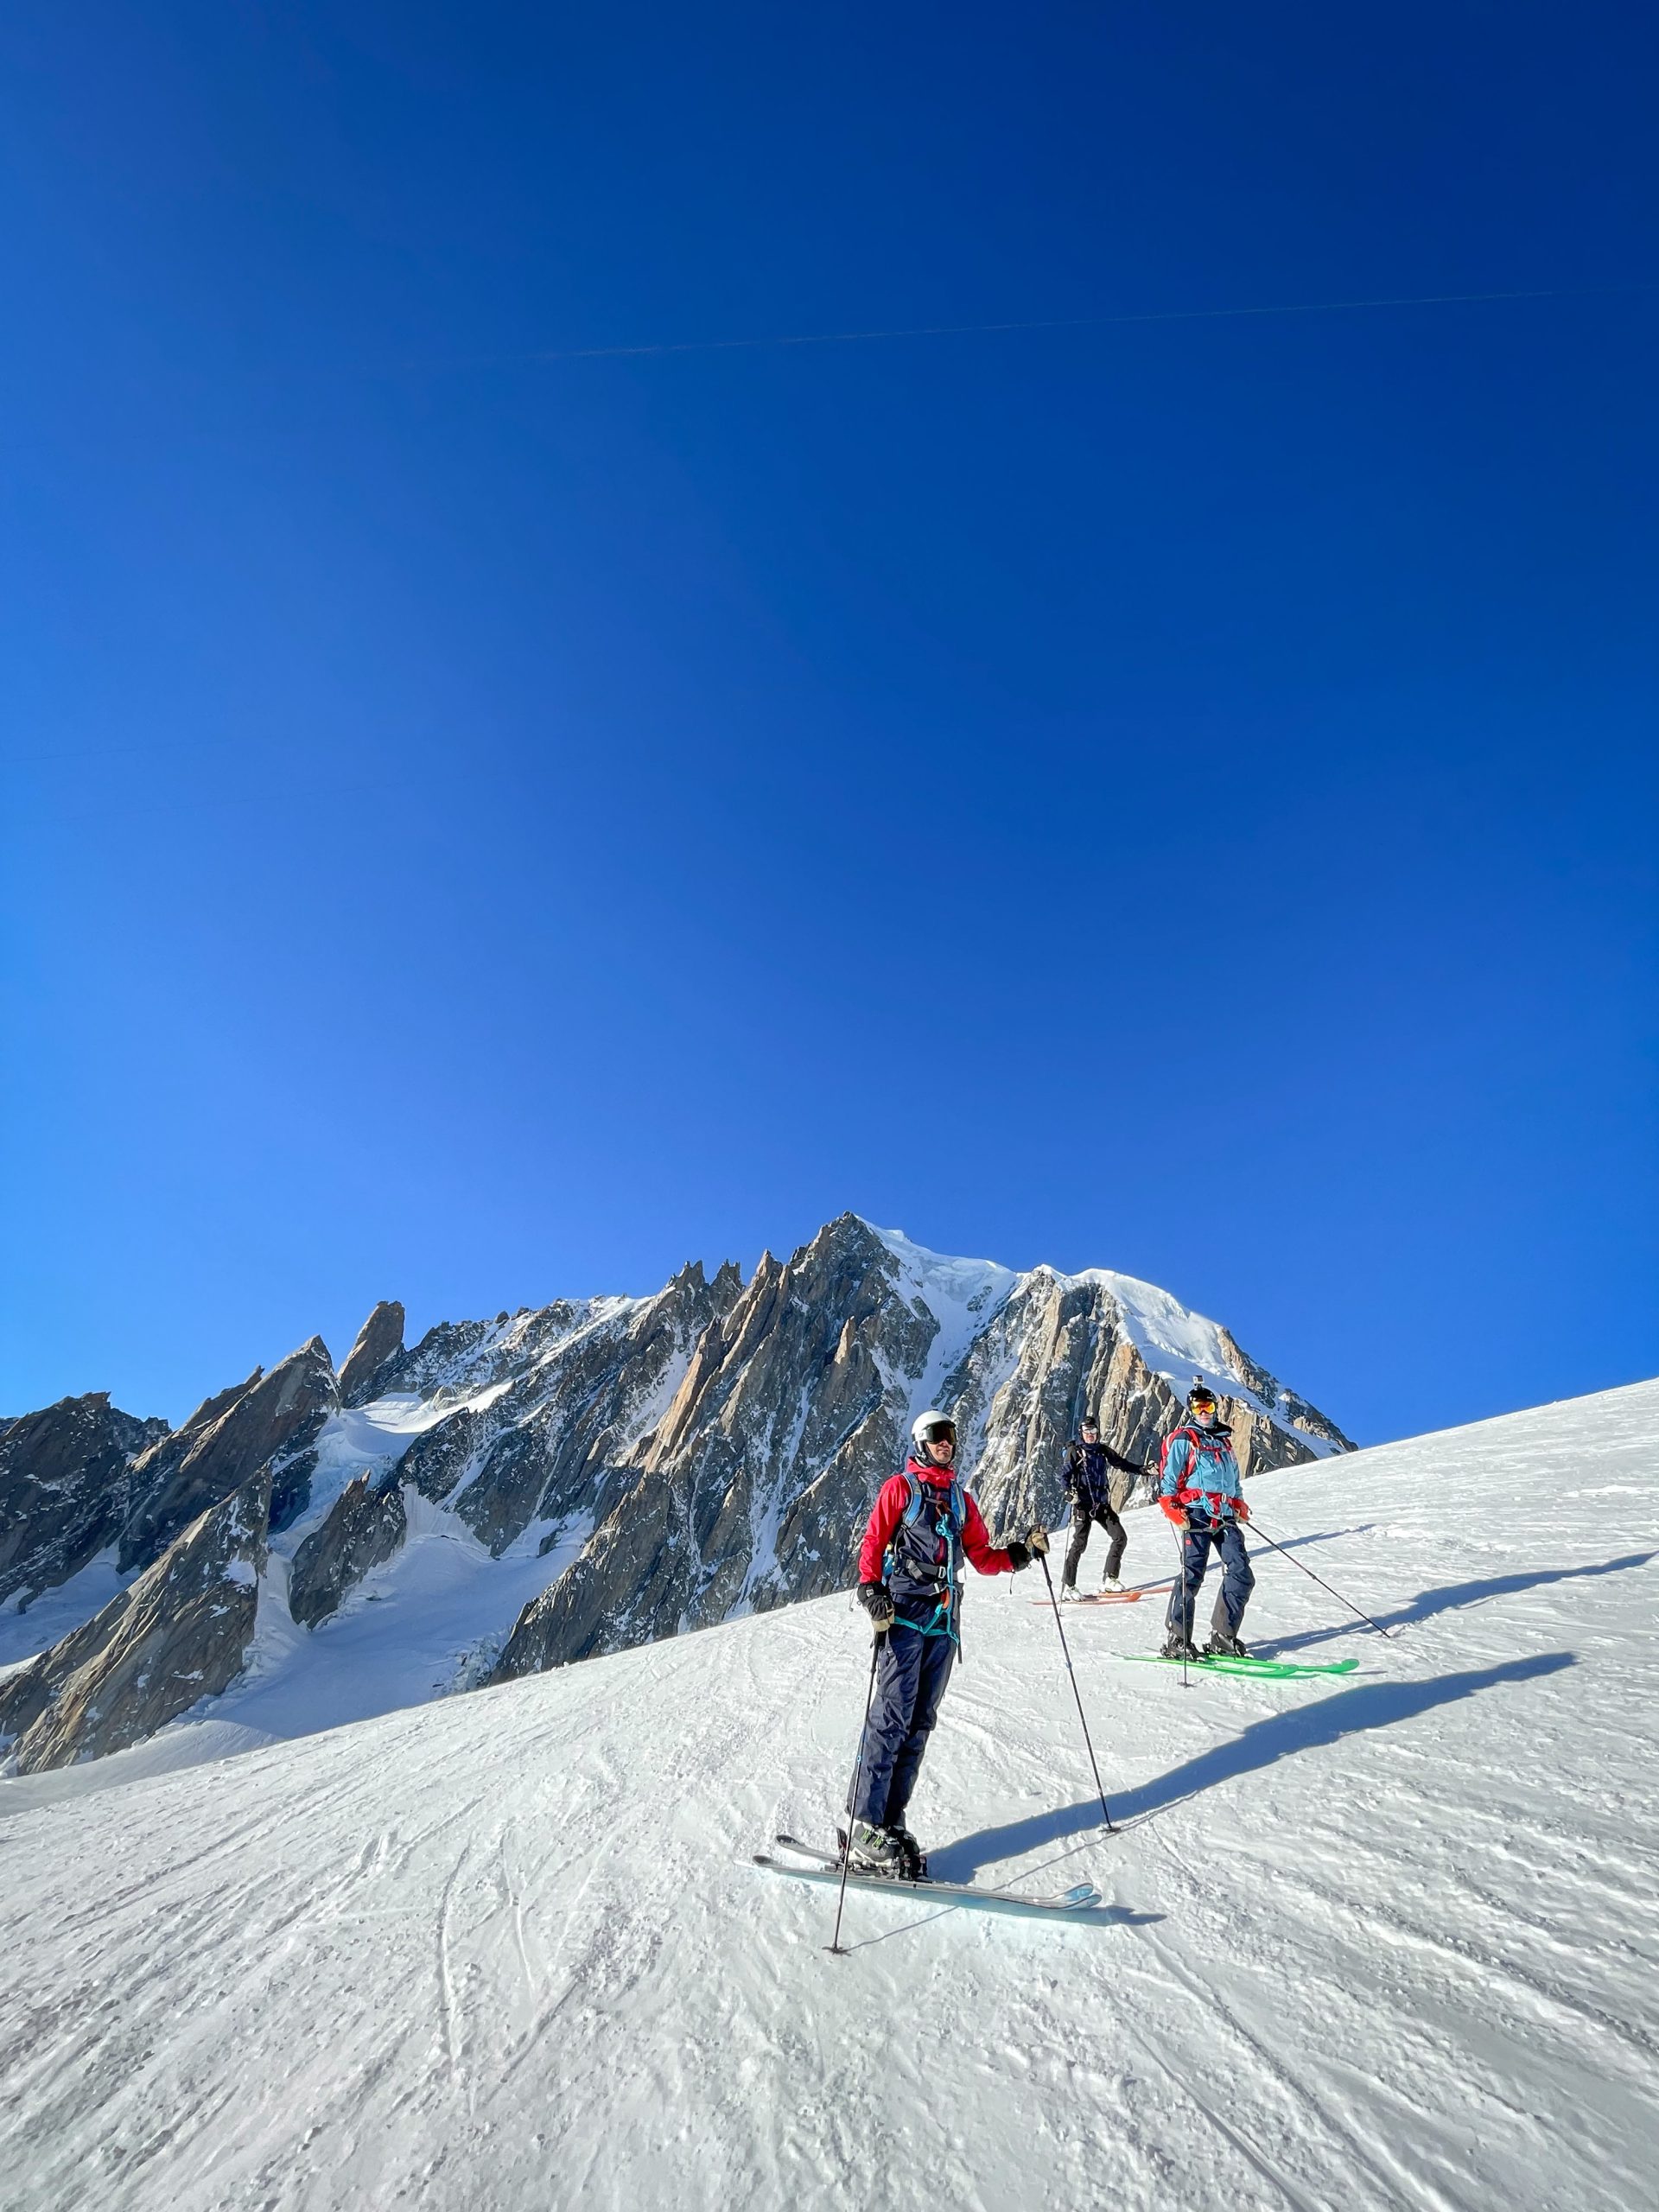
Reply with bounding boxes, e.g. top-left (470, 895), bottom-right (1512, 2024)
top-left (1159, 1422), bottom-right (1244, 1523)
